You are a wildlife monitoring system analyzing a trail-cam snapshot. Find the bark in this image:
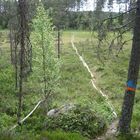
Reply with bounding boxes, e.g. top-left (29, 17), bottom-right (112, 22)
top-left (17, 0), bottom-right (26, 123)
top-left (118, 0), bottom-right (140, 133)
